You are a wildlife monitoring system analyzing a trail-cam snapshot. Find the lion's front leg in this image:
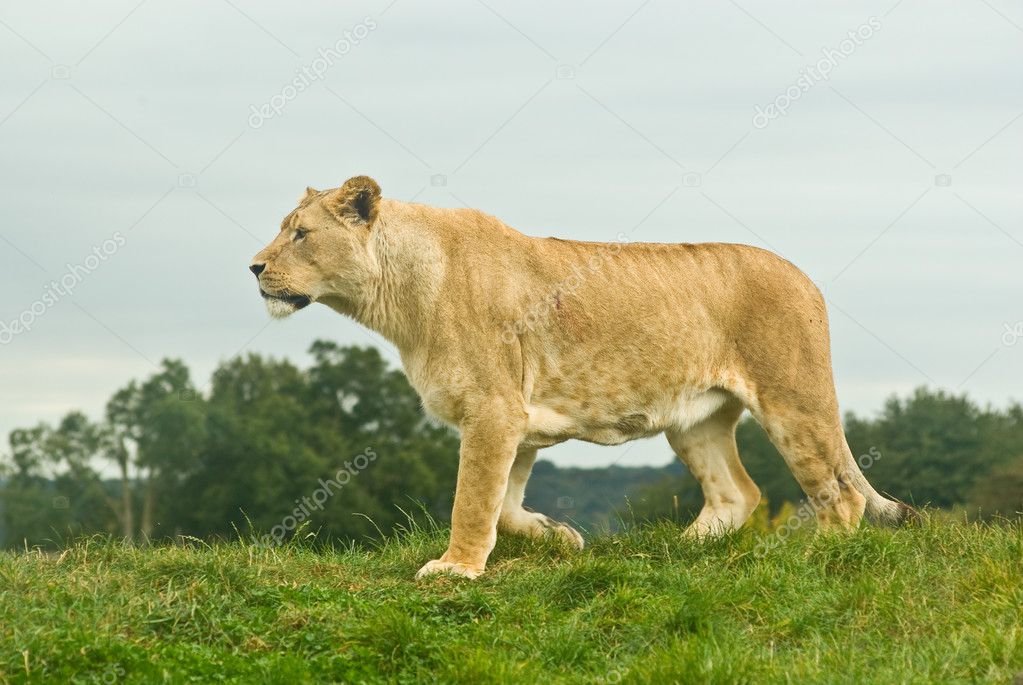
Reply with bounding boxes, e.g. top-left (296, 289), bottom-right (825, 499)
top-left (416, 406), bottom-right (522, 580)
top-left (497, 447), bottom-right (584, 550)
